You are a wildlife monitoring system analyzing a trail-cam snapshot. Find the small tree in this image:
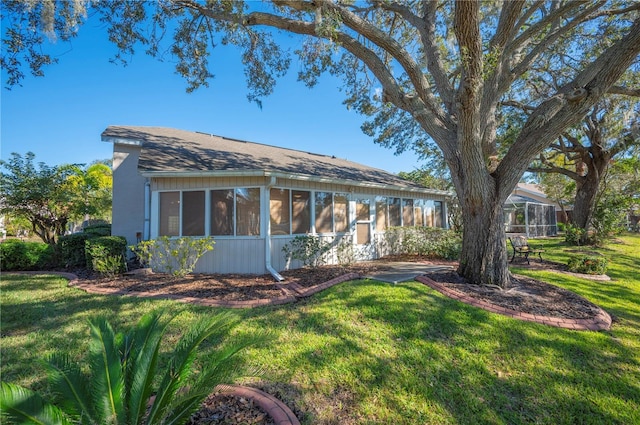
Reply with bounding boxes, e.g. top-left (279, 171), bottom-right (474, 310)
top-left (0, 152), bottom-right (77, 245)
top-left (66, 161), bottom-right (113, 224)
